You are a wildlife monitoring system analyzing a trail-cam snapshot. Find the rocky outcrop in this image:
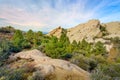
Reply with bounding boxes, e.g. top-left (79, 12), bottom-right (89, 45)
top-left (47, 20), bottom-right (120, 43)
top-left (10, 49), bottom-right (90, 80)
top-left (102, 22), bottom-right (120, 38)
top-left (47, 20), bottom-right (101, 43)
top-left (47, 26), bottom-right (63, 38)
top-left (67, 19), bottom-right (101, 43)
top-left (46, 20), bottom-right (120, 52)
